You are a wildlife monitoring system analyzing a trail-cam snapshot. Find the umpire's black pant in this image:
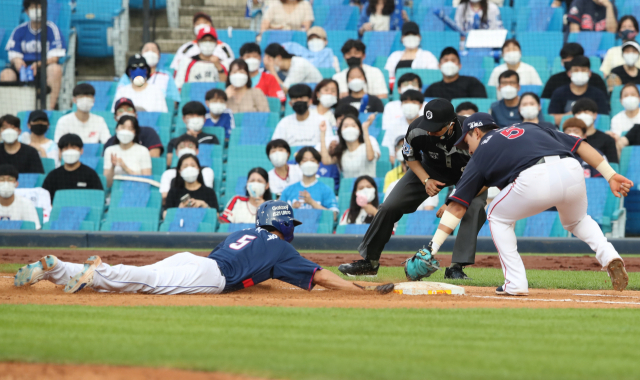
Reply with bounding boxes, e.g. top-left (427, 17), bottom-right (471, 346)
top-left (358, 168), bottom-right (487, 265)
